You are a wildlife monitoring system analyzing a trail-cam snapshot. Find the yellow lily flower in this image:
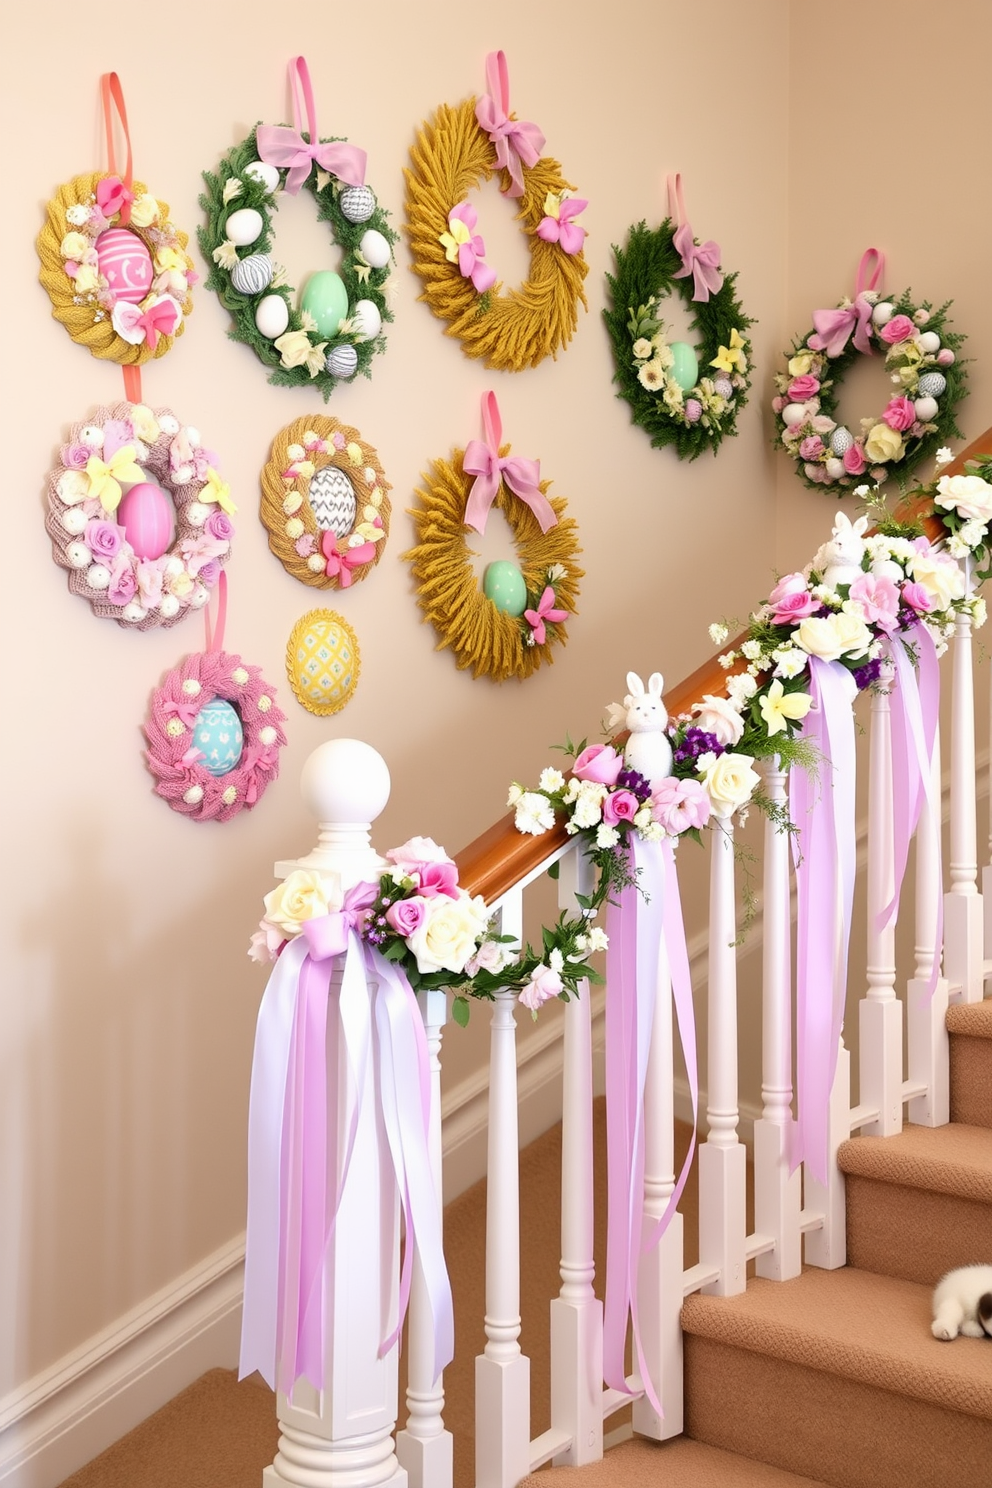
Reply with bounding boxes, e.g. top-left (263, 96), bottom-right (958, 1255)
top-left (86, 445), bottom-right (144, 514)
top-left (542, 192), bottom-right (562, 220)
top-left (759, 679), bottom-right (812, 737)
top-left (201, 466), bottom-right (237, 516)
top-left (711, 327), bottom-right (748, 375)
top-left (438, 218), bottom-right (472, 264)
